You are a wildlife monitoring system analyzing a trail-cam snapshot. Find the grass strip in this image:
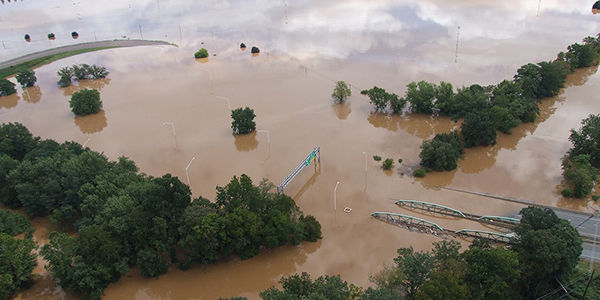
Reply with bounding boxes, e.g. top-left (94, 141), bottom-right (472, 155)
top-left (0, 46), bottom-right (119, 78)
